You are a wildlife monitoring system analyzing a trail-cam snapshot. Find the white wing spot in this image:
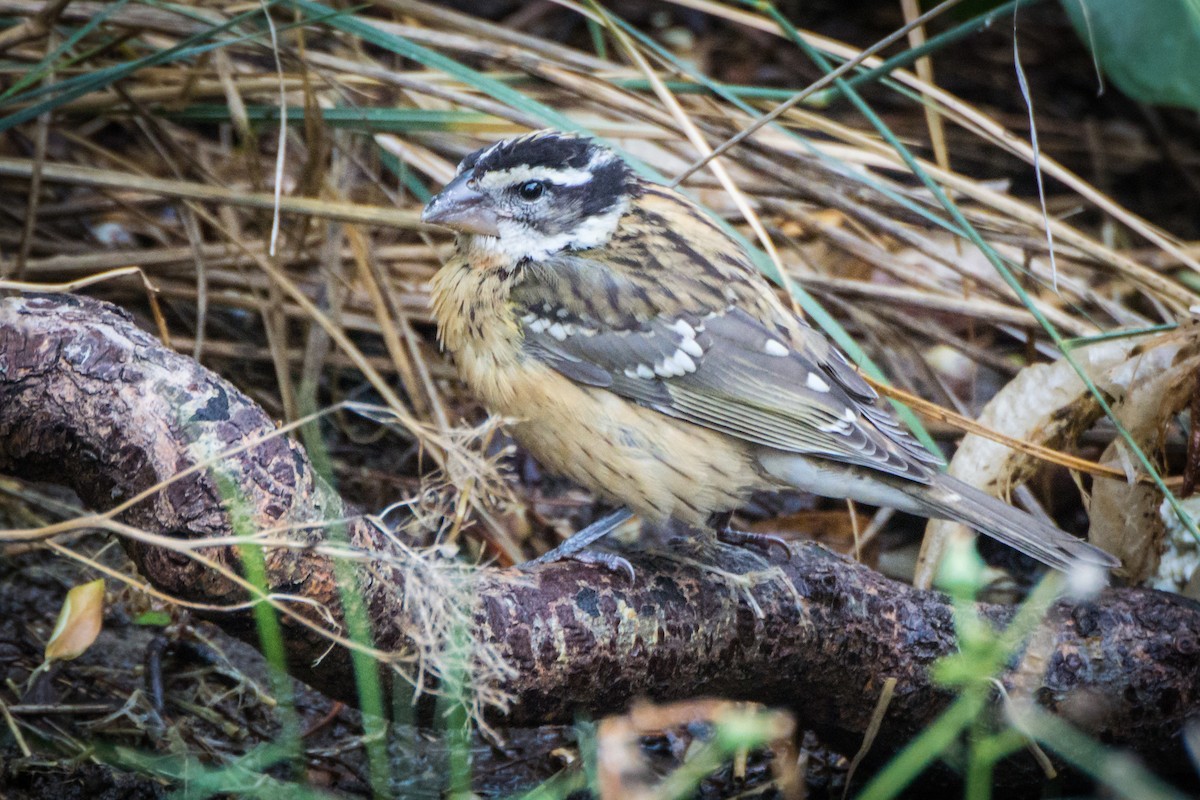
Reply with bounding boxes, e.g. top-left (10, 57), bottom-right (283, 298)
top-left (763, 339), bottom-right (789, 357)
top-left (656, 349), bottom-right (697, 377)
top-left (635, 364), bottom-right (654, 379)
top-left (842, 407), bottom-right (857, 422)
top-left (548, 322), bottom-right (568, 341)
top-left (528, 318), bottom-right (549, 334)
top-left (666, 318), bottom-right (704, 357)
top-left (806, 372), bottom-right (831, 392)
top-left (668, 319), bottom-right (695, 337)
